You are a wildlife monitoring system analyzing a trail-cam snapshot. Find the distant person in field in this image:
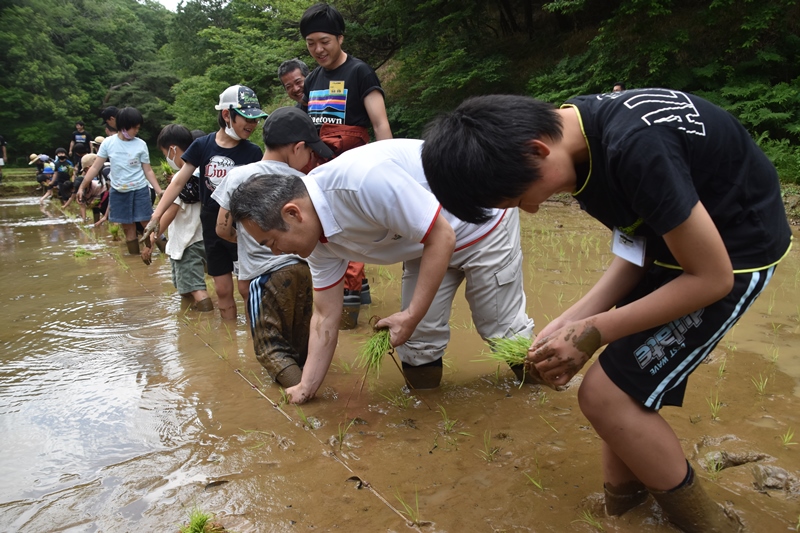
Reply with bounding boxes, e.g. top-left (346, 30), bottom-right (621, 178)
top-left (69, 121), bottom-right (90, 159)
top-left (78, 107), bottom-right (163, 259)
top-left (0, 134), bottom-right (7, 183)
